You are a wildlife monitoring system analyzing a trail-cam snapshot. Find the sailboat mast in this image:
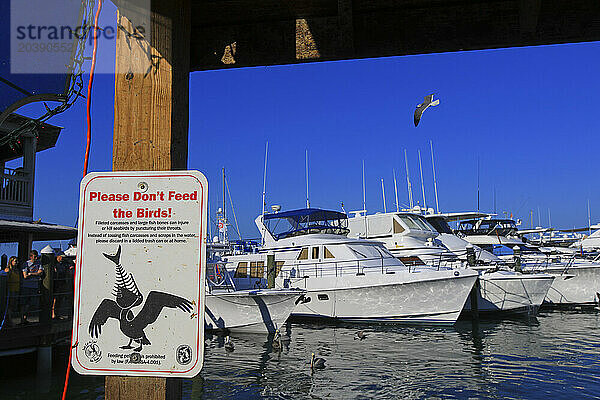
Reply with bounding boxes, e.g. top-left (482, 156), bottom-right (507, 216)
top-left (262, 142), bottom-right (268, 217)
top-left (588, 199), bottom-right (592, 235)
top-left (362, 160), bottom-right (366, 212)
top-left (261, 142), bottom-right (269, 245)
top-left (393, 168), bottom-right (399, 212)
top-left (404, 149), bottom-right (414, 209)
top-left (362, 160), bottom-right (367, 234)
top-left (381, 178), bottom-right (387, 213)
top-left (418, 150), bottom-right (427, 211)
top-left (477, 156), bottom-right (480, 212)
top-left (222, 167), bottom-right (226, 225)
top-left (430, 140), bottom-right (439, 213)
top-left (305, 149), bottom-right (310, 208)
